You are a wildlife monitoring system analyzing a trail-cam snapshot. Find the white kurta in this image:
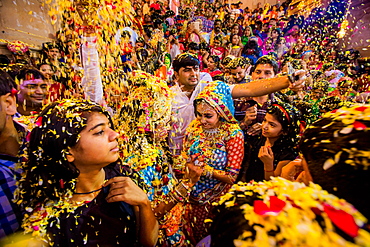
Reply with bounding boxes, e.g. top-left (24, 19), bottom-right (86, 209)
top-left (168, 73), bottom-right (213, 154)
